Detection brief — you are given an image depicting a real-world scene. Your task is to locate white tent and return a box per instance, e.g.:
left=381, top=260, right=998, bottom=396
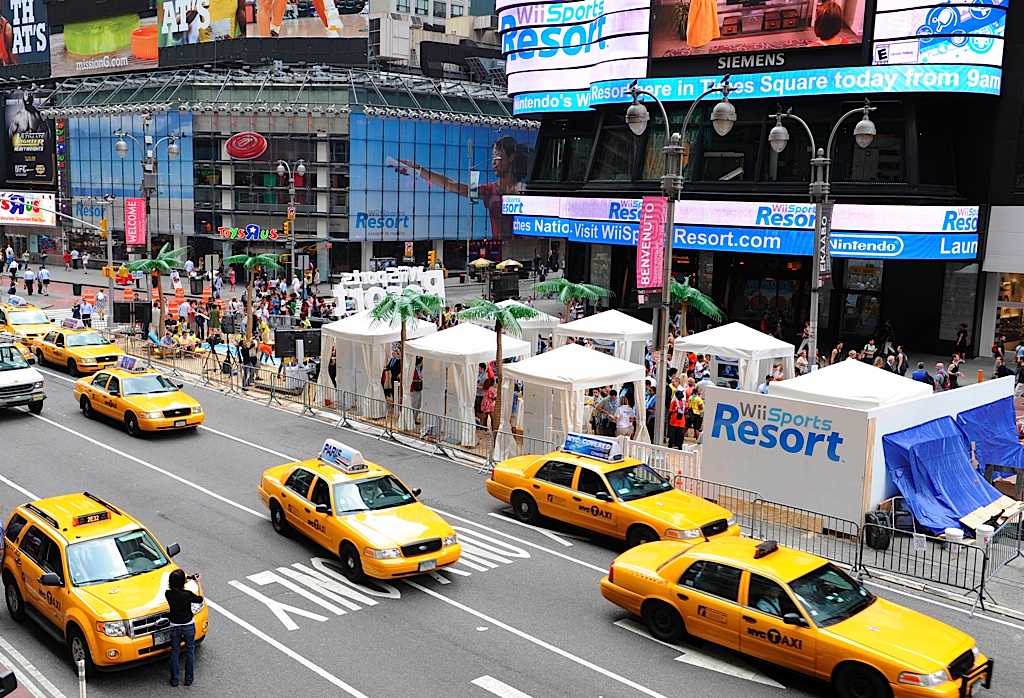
left=769, top=359, right=931, bottom=409
left=552, top=309, right=652, bottom=363
left=317, top=311, right=437, bottom=417
left=468, top=300, right=561, bottom=355
left=671, top=322, right=795, bottom=392
left=499, top=343, right=649, bottom=458
left=405, top=323, right=531, bottom=447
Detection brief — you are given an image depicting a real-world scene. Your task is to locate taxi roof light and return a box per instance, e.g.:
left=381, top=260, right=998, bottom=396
left=5, top=295, right=29, bottom=307
left=561, top=433, right=624, bottom=463
left=73, top=510, right=111, bottom=526
left=115, top=355, right=147, bottom=372
left=320, top=438, right=368, bottom=473
left=754, top=540, right=779, bottom=559
left=61, top=318, right=86, bottom=330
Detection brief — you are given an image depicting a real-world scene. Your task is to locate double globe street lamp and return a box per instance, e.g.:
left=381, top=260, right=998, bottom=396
left=624, top=78, right=737, bottom=446
left=277, top=159, right=307, bottom=282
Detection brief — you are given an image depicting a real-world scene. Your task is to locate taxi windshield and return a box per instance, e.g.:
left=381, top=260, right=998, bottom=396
left=333, top=475, right=415, bottom=514
left=67, top=332, right=111, bottom=347
left=0, top=346, right=29, bottom=370
left=66, top=528, right=170, bottom=586
left=605, top=464, right=673, bottom=501
left=9, top=310, right=48, bottom=325
left=122, top=374, right=179, bottom=396
left=789, top=563, right=875, bottom=627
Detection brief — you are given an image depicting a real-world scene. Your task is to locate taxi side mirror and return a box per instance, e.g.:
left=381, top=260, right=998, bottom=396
left=174, top=381, right=184, bottom=389
left=0, top=669, right=18, bottom=696
left=108, top=388, right=119, bottom=397
left=38, top=572, right=62, bottom=587
left=315, top=504, right=331, bottom=515
left=783, top=612, right=809, bottom=628
left=166, top=543, right=181, bottom=558
left=596, top=492, right=613, bottom=502
left=411, top=488, right=422, bottom=497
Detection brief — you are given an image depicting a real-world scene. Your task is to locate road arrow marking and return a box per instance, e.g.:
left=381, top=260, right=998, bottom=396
left=488, top=511, right=590, bottom=546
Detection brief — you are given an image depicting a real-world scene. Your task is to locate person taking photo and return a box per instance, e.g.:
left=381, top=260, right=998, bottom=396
left=165, top=569, right=203, bottom=687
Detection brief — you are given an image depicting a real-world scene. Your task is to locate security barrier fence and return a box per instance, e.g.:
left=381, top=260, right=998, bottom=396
left=676, top=476, right=761, bottom=535
left=621, top=438, right=700, bottom=481
left=753, top=499, right=862, bottom=568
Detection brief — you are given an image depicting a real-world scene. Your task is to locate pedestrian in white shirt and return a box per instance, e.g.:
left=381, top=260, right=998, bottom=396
left=95, top=290, right=107, bottom=318
left=80, top=300, right=94, bottom=327
left=38, top=267, right=49, bottom=295
left=71, top=249, right=80, bottom=269
left=291, top=275, right=301, bottom=297
left=82, top=252, right=90, bottom=272
left=22, top=268, right=34, bottom=296
left=185, top=259, right=195, bottom=276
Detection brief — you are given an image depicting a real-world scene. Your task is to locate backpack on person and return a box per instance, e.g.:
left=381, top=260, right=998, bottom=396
left=935, top=369, right=950, bottom=391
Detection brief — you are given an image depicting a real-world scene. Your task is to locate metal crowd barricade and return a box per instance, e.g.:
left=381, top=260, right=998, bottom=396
left=432, top=414, right=492, bottom=462
left=675, top=477, right=761, bottom=536
left=985, top=509, right=1024, bottom=587
left=859, top=523, right=989, bottom=613
left=753, top=499, right=861, bottom=567
left=619, top=438, right=700, bottom=481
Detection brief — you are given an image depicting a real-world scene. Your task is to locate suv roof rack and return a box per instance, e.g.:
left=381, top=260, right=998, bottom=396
left=24, top=503, right=59, bottom=530
left=84, top=492, right=124, bottom=517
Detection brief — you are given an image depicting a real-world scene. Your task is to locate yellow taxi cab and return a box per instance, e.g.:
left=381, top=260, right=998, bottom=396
left=259, top=439, right=461, bottom=582
left=0, top=297, right=54, bottom=342
left=0, top=331, right=35, bottom=364
left=600, top=537, right=993, bottom=698
left=1, top=492, right=209, bottom=677
left=487, top=433, right=740, bottom=547
left=72, top=356, right=203, bottom=437
left=33, top=319, right=122, bottom=376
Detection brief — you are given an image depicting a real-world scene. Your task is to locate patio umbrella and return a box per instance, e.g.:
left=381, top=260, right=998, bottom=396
left=496, top=259, right=523, bottom=271
left=469, top=258, right=493, bottom=269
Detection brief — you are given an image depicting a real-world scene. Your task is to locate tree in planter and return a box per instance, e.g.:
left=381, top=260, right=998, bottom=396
left=223, top=253, right=283, bottom=342
left=531, top=277, right=613, bottom=321
left=456, top=299, right=540, bottom=432
left=125, top=243, right=188, bottom=336
left=670, top=275, right=724, bottom=336
left=369, top=288, right=445, bottom=407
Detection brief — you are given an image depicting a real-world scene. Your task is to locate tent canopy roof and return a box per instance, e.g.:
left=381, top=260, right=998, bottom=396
left=321, top=310, right=437, bottom=345
left=404, top=322, right=531, bottom=364
left=769, top=359, right=932, bottom=409
left=470, top=300, right=561, bottom=330
left=552, top=309, right=652, bottom=343
left=673, top=322, right=795, bottom=360
left=502, top=343, right=646, bottom=392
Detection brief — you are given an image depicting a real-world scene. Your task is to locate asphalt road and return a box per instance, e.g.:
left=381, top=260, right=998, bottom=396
left=0, top=367, right=1021, bottom=698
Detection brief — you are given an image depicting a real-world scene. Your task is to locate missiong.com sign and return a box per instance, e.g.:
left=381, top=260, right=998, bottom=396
left=636, top=196, right=666, bottom=298
left=124, top=197, right=147, bottom=246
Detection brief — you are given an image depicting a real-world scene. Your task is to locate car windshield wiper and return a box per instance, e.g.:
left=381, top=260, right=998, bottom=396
left=83, top=573, right=132, bottom=584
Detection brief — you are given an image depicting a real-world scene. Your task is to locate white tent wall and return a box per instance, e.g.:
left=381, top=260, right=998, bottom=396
left=672, top=323, right=795, bottom=391
left=552, top=310, right=653, bottom=363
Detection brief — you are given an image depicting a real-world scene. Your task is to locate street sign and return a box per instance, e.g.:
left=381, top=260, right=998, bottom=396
left=817, top=200, right=834, bottom=285
left=324, top=242, right=333, bottom=249
left=287, top=206, right=296, bottom=220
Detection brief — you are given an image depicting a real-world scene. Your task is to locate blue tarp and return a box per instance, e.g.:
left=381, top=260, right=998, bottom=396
left=957, top=397, right=1024, bottom=476
left=882, top=416, right=1001, bottom=534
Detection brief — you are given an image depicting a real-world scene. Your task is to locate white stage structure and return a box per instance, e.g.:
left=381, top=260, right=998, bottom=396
left=467, top=300, right=561, bottom=355
left=672, top=322, right=795, bottom=391
left=552, top=309, right=652, bottom=363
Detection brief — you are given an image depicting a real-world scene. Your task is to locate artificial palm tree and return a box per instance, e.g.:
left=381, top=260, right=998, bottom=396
left=223, top=252, right=283, bottom=342
left=125, top=243, right=188, bottom=335
left=369, top=287, right=445, bottom=406
left=457, top=299, right=539, bottom=432
left=532, top=277, right=613, bottom=321
left=670, top=276, right=724, bottom=336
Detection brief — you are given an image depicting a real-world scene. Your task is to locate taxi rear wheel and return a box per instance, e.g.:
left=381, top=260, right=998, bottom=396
left=834, top=664, right=890, bottom=698
left=627, top=525, right=659, bottom=548
left=642, top=600, right=685, bottom=643
left=339, top=542, right=366, bottom=583
left=124, top=412, right=141, bottom=438
left=270, top=501, right=290, bottom=536
left=3, top=574, right=25, bottom=622
left=67, top=359, right=80, bottom=377
left=511, top=492, right=539, bottom=524
left=80, top=396, right=93, bottom=419
left=67, top=625, right=95, bottom=678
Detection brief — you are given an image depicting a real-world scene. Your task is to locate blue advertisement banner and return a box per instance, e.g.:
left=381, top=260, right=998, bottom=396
left=348, top=113, right=538, bottom=242
left=512, top=63, right=1003, bottom=114
left=511, top=216, right=978, bottom=260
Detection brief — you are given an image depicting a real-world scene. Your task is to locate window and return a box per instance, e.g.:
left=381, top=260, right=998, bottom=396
left=831, top=101, right=905, bottom=184
left=415, top=0, right=428, bottom=15
left=396, top=0, right=410, bottom=11
left=43, top=331, right=56, bottom=343
left=534, top=461, right=576, bottom=488
left=330, top=139, right=351, bottom=163
left=106, top=376, right=120, bottom=395
left=576, top=469, right=607, bottom=496
left=18, top=525, right=45, bottom=560
left=55, top=333, right=65, bottom=347
left=916, top=106, right=955, bottom=186
left=679, top=560, right=742, bottom=602
left=694, top=122, right=761, bottom=183
left=4, top=513, right=26, bottom=543
left=310, top=478, right=331, bottom=507
left=91, top=373, right=111, bottom=392
left=433, top=1, right=446, bottom=17
left=43, top=538, right=64, bottom=581
left=451, top=3, right=464, bottom=16
left=748, top=575, right=799, bottom=618
left=590, top=114, right=636, bottom=181
left=533, top=117, right=595, bottom=182
left=285, top=468, right=317, bottom=497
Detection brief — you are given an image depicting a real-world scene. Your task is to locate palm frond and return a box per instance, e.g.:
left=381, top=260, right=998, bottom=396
left=532, top=278, right=614, bottom=302
left=369, top=288, right=442, bottom=330
left=126, top=244, right=188, bottom=272
left=671, top=277, right=725, bottom=322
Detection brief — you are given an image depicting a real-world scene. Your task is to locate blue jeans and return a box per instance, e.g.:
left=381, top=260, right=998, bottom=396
left=169, top=623, right=196, bottom=684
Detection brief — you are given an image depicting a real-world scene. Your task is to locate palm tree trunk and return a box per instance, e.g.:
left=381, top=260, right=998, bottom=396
left=494, top=320, right=503, bottom=434
left=398, top=323, right=406, bottom=408
left=245, top=269, right=254, bottom=342
left=154, top=273, right=165, bottom=337
left=681, top=302, right=689, bottom=337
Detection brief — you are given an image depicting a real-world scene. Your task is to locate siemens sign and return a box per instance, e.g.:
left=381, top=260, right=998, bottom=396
left=711, top=402, right=844, bottom=462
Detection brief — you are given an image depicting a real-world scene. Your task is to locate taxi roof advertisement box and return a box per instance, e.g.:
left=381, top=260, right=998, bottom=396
left=701, top=386, right=869, bottom=526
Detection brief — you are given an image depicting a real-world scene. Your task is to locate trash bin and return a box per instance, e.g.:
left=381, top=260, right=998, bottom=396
left=190, top=277, right=203, bottom=295
left=72, top=283, right=83, bottom=295
left=460, top=273, right=466, bottom=284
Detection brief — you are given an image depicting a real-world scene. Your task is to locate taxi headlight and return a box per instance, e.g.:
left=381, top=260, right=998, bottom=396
left=664, top=528, right=701, bottom=540
left=442, top=534, right=459, bottom=547
left=191, top=406, right=203, bottom=414
left=971, top=645, right=980, bottom=661
left=78, top=358, right=98, bottom=365
left=97, top=620, right=128, bottom=637
left=140, top=411, right=163, bottom=419
left=898, top=670, right=949, bottom=687
left=727, top=516, right=737, bottom=527
left=363, top=547, right=401, bottom=559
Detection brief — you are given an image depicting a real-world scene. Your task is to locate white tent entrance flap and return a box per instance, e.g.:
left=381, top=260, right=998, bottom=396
left=501, top=343, right=649, bottom=457
left=405, top=323, right=531, bottom=448
left=672, top=322, right=796, bottom=392
left=552, top=309, right=653, bottom=363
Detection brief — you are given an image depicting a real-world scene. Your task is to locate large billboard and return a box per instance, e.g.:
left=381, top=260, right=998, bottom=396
left=349, top=112, right=538, bottom=243
left=157, top=0, right=367, bottom=45
left=5, top=90, right=54, bottom=186
left=0, top=0, right=49, bottom=69
left=50, top=3, right=159, bottom=78
left=872, top=0, right=1007, bottom=67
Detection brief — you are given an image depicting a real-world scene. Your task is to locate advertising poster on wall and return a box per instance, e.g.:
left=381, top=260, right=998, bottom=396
left=157, top=0, right=367, bottom=46
left=872, top=0, right=1007, bottom=68
left=0, top=0, right=49, bottom=70
left=650, top=0, right=866, bottom=59
left=348, top=113, right=538, bottom=243
left=49, top=0, right=160, bottom=79
left=4, top=91, right=54, bottom=185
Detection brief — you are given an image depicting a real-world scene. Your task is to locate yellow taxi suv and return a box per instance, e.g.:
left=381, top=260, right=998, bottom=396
left=1, top=492, right=209, bottom=677
left=487, top=433, right=740, bottom=547
left=0, top=297, right=55, bottom=342
left=34, top=319, right=122, bottom=376
left=601, top=537, right=993, bottom=698
left=72, top=356, right=203, bottom=437
left=259, top=439, right=461, bottom=582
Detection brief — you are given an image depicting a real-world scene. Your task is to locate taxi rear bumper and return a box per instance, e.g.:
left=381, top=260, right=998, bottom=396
left=600, top=576, right=646, bottom=616
left=484, top=479, right=512, bottom=504
left=363, top=543, right=462, bottom=579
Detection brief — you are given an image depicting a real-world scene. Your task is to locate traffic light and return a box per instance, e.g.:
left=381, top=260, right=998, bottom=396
left=101, top=266, right=116, bottom=279
left=99, top=218, right=108, bottom=237
left=427, top=250, right=436, bottom=268
left=283, top=220, right=291, bottom=237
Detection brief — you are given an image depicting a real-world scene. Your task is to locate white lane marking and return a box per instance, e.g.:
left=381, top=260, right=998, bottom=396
left=0, top=473, right=39, bottom=500
left=472, top=675, right=533, bottom=698
left=486, top=512, right=576, bottom=546
left=29, top=414, right=270, bottom=521
left=864, top=580, right=1024, bottom=631
left=0, top=649, right=49, bottom=698
left=206, top=599, right=370, bottom=697
left=434, top=509, right=607, bottom=573
left=0, top=633, right=69, bottom=698
left=613, top=619, right=785, bottom=689
left=198, top=425, right=298, bottom=461
left=405, top=580, right=670, bottom=698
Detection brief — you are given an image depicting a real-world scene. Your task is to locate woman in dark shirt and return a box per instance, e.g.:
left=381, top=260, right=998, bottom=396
left=166, top=569, right=203, bottom=687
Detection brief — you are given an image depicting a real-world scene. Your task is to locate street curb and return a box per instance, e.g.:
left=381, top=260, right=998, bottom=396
left=858, top=567, right=1024, bottom=622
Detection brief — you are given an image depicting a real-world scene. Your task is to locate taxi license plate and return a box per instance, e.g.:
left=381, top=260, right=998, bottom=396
left=153, top=631, right=170, bottom=647
left=418, top=559, right=436, bottom=572
left=174, top=419, right=186, bottom=427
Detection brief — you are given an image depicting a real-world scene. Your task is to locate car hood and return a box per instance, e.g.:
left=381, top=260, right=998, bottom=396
left=624, top=490, right=732, bottom=531
left=826, top=597, right=974, bottom=674
left=69, top=345, right=120, bottom=359
left=344, top=503, right=453, bottom=548
left=75, top=568, right=176, bottom=619
left=126, top=393, right=199, bottom=412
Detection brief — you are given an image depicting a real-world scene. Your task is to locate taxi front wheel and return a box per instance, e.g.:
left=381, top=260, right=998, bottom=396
left=339, top=542, right=365, bottom=583
left=67, top=625, right=95, bottom=679
left=834, top=664, right=889, bottom=698
left=642, top=600, right=685, bottom=643
left=627, top=525, right=659, bottom=548
left=511, top=493, right=539, bottom=524
left=124, top=412, right=141, bottom=438
left=67, top=359, right=80, bottom=377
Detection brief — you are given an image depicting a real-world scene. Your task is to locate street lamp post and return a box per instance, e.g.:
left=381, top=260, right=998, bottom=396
left=767, top=101, right=877, bottom=367
left=625, top=78, right=737, bottom=447
left=277, top=159, right=307, bottom=282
